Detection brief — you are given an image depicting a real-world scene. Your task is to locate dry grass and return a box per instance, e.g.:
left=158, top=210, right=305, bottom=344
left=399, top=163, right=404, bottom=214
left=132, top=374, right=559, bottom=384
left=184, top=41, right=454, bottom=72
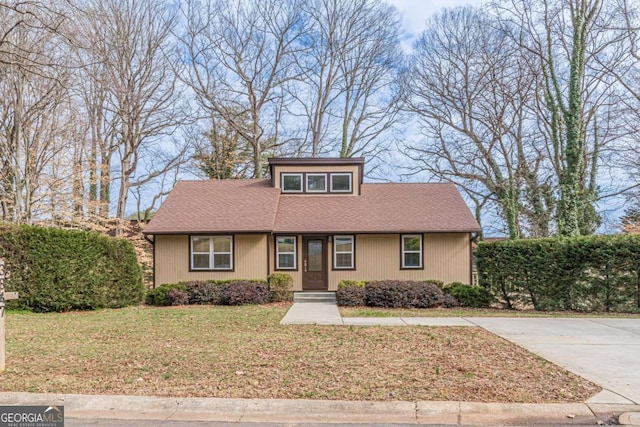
left=340, top=306, right=640, bottom=318
left=2, top=305, right=599, bottom=403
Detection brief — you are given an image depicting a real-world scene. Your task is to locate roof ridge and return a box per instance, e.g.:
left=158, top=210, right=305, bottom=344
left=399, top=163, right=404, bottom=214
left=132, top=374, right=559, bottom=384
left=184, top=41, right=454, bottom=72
left=362, top=181, right=452, bottom=185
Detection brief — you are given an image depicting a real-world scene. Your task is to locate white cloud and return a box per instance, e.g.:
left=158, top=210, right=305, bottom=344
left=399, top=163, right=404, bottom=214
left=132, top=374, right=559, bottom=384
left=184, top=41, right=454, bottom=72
left=387, top=0, right=484, bottom=51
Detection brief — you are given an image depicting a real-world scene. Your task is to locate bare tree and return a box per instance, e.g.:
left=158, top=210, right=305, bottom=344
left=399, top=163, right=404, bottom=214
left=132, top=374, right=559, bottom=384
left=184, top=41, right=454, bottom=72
left=0, top=1, right=66, bottom=72
left=177, top=0, right=306, bottom=178
left=76, top=0, right=187, bottom=231
left=0, top=1, right=73, bottom=224
left=404, top=6, right=552, bottom=238
left=290, top=0, right=403, bottom=159
left=494, top=0, right=629, bottom=236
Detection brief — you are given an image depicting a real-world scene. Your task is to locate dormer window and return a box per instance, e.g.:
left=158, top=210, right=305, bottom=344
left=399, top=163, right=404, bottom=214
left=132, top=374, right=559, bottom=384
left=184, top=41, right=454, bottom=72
left=306, top=174, right=327, bottom=192
left=282, top=173, right=303, bottom=193
left=330, top=173, right=352, bottom=193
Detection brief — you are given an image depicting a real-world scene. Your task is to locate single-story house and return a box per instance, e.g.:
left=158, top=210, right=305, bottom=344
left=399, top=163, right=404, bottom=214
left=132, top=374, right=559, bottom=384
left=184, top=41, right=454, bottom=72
left=143, top=157, right=481, bottom=291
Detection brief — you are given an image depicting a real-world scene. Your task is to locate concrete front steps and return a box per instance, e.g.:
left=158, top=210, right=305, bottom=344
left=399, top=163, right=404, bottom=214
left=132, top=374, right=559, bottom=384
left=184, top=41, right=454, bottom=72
left=293, top=291, right=336, bottom=303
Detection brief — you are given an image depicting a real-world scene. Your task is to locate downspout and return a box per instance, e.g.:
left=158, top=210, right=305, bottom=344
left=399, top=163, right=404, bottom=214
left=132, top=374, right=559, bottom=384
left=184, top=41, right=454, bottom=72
left=143, top=234, right=155, bottom=289
left=469, top=232, right=480, bottom=286
left=267, top=233, right=271, bottom=278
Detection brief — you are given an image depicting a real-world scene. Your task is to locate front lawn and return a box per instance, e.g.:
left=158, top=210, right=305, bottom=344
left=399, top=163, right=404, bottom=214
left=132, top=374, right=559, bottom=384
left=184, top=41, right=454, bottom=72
left=3, top=305, right=599, bottom=403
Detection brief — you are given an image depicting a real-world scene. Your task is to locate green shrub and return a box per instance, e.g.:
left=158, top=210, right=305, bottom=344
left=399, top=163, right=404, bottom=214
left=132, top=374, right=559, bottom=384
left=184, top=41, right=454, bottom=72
left=477, top=234, right=640, bottom=312
left=268, top=273, right=294, bottom=302
left=221, top=281, right=270, bottom=305
left=146, top=284, right=187, bottom=306
left=423, top=279, right=445, bottom=289
left=365, top=280, right=446, bottom=308
left=443, top=282, right=491, bottom=308
left=336, top=286, right=366, bottom=306
left=338, top=280, right=366, bottom=288
left=0, top=224, right=144, bottom=312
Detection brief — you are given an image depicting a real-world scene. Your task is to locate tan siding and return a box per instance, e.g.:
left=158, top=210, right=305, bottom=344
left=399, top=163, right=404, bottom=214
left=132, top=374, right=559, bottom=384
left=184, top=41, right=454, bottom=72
left=155, top=232, right=471, bottom=289
left=154, top=234, right=268, bottom=286
left=271, top=234, right=303, bottom=291
left=272, top=165, right=360, bottom=194
left=328, top=233, right=471, bottom=290
left=424, top=233, right=471, bottom=284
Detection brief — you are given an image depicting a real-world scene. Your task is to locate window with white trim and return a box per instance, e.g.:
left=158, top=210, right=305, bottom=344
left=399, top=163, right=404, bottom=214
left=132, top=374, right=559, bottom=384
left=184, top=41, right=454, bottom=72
left=330, top=173, right=352, bottom=193
left=333, top=235, right=354, bottom=269
left=401, top=235, right=422, bottom=269
left=282, top=173, right=303, bottom=192
left=191, top=236, right=233, bottom=270
left=276, top=236, right=297, bottom=269
left=306, top=173, right=327, bottom=192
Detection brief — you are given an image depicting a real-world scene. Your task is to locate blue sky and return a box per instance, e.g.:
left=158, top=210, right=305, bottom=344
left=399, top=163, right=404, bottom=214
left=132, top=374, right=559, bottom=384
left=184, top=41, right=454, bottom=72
left=389, top=0, right=484, bottom=51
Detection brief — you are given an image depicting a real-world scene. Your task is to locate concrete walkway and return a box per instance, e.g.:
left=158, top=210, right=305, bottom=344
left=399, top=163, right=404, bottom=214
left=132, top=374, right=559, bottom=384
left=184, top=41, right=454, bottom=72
left=280, top=302, right=343, bottom=325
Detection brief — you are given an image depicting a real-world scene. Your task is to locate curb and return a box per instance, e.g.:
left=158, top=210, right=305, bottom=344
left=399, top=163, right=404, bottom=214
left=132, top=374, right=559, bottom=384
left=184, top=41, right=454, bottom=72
left=619, top=412, right=640, bottom=426
left=1, top=392, right=639, bottom=425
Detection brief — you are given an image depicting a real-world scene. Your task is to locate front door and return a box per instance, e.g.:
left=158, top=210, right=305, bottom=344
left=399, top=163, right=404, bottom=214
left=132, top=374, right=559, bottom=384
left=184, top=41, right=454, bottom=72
left=302, top=236, right=327, bottom=291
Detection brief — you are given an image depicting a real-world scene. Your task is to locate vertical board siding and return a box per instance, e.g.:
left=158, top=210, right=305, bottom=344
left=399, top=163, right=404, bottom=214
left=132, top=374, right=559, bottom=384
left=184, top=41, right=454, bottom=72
left=328, top=233, right=471, bottom=290
left=154, top=234, right=268, bottom=285
left=156, top=233, right=471, bottom=290
left=271, top=234, right=303, bottom=291
left=423, top=233, right=471, bottom=285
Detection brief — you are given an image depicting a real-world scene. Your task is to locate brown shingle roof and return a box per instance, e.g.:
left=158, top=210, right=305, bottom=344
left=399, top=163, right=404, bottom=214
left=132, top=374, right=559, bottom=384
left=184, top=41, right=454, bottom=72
left=273, top=183, right=480, bottom=233
left=144, top=180, right=481, bottom=234
left=144, top=180, right=279, bottom=234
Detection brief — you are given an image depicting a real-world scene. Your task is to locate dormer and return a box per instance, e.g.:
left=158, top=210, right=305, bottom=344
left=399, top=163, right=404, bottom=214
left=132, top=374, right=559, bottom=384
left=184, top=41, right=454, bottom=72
left=268, top=157, right=365, bottom=195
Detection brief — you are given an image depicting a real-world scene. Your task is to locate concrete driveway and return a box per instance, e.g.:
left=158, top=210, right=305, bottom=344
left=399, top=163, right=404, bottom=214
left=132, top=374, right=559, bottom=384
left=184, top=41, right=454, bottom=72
left=468, top=317, right=640, bottom=405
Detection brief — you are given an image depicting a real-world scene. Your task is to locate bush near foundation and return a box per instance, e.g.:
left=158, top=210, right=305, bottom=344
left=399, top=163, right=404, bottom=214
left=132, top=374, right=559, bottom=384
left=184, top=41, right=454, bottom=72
left=443, top=282, right=492, bottom=308
left=366, top=280, right=447, bottom=308
left=183, top=280, right=226, bottom=304
left=268, top=273, right=294, bottom=302
left=146, top=279, right=270, bottom=306
left=336, top=286, right=366, bottom=306
left=477, top=234, right=640, bottom=312
left=221, top=281, right=271, bottom=305
left=0, top=224, right=144, bottom=312
left=145, top=283, right=187, bottom=306
left=167, top=288, right=189, bottom=306
left=335, top=280, right=457, bottom=308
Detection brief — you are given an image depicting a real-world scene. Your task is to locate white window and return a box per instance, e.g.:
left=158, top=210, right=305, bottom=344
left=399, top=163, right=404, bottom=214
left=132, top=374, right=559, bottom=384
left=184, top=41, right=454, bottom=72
left=276, top=236, right=297, bottom=269
left=306, top=173, right=327, bottom=192
left=401, top=235, right=422, bottom=269
left=190, top=236, right=233, bottom=270
left=334, top=235, right=354, bottom=269
left=330, top=173, right=352, bottom=193
left=282, top=173, right=303, bottom=193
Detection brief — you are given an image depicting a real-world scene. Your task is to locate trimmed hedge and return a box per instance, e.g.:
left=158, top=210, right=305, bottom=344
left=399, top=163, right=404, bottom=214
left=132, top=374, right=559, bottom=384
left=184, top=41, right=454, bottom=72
left=146, top=279, right=270, bottom=306
left=477, top=234, right=640, bottom=312
left=366, top=280, right=446, bottom=308
left=336, top=286, right=366, bottom=306
left=336, top=280, right=456, bottom=308
left=221, top=281, right=270, bottom=305
left=183, top=280, right=226, bottom=305
left=0, top=224, right=144, bottom=312
left=146, top=283, right=187, bottom=306
left=268, top=273, right=294, bottom=302
left=443, top=283, right=492, bottom=308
